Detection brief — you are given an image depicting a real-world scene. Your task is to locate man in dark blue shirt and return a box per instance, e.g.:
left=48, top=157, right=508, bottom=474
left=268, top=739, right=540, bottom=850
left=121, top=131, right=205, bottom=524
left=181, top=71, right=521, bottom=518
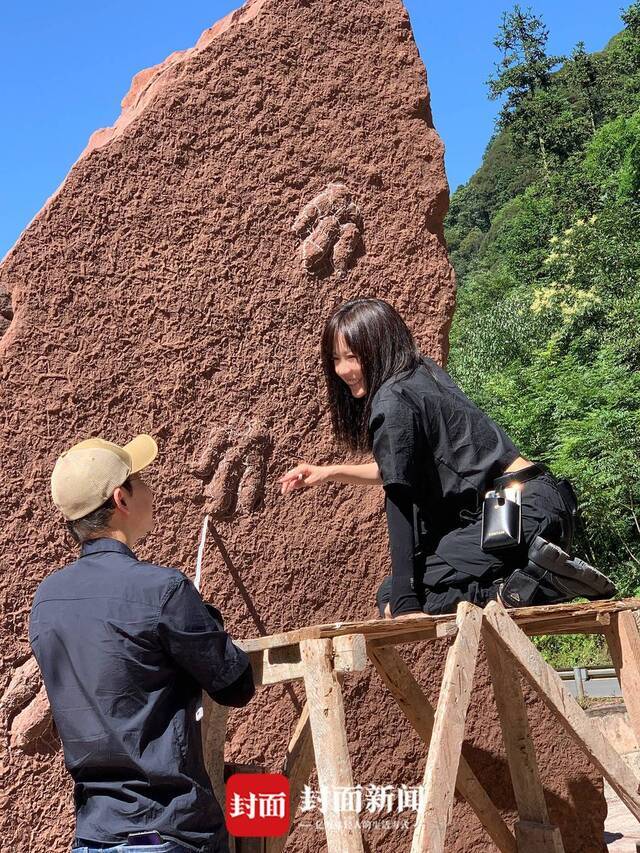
left=29, top=435, right=254, bottom=853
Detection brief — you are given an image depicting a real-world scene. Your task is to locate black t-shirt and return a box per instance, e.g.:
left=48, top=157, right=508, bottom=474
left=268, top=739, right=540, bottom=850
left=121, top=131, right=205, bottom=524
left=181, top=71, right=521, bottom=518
left=369, top=356, right=521, bottom=532
left=369, top=357, right=521, bottom=613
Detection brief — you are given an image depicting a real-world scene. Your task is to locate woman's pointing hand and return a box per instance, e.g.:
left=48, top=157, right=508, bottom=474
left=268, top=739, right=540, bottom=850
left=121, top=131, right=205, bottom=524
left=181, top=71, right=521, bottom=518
left=279, top=463, right=330, bottom=495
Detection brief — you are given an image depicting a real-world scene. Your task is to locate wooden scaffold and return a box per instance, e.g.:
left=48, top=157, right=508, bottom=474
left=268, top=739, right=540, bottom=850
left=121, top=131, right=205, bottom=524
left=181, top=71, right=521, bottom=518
left=202, top=598, right=640, bottom=853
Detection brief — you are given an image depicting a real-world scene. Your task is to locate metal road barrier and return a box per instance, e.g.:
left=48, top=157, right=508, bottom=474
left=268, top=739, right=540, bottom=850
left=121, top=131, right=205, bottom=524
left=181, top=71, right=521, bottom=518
left=558, top=666, right=622, bottom=701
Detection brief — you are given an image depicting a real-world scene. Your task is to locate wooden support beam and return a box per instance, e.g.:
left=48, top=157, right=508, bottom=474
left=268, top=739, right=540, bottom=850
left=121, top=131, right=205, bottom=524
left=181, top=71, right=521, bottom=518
left=201, top=696, right=230, bottom=841
left=515, top=821, right=565, bottom=851
left=300, top=638, right=364, bottom=853
left=248, top=635, right=367, bottom=688
left=366, top=622, right=458, bottom=649
left=483, top=626, right=564, bottom=852
left=264, top=644, right=366, bottom=852
left=266, top=704, right=315, bottom=853
left=605, top=610, right=640, bottom=749
left=411, top=602, right=483, bottom=853
left=367, top=643, right=516, bottom=853
left=484, top=601, right=640, bottom=822
left=248, top=645, right=303, bottom=687
left=333, top=634, right=368, bottom=673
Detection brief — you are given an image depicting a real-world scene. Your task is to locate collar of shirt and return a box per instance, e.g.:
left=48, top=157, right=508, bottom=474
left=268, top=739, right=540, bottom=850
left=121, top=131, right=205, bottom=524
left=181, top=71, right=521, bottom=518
left=80, top=538, right=138, bottom=561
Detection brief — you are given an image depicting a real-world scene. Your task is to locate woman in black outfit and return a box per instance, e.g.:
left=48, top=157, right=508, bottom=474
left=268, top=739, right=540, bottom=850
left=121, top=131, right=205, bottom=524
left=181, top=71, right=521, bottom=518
left=280, top=298, right=576, bottom=617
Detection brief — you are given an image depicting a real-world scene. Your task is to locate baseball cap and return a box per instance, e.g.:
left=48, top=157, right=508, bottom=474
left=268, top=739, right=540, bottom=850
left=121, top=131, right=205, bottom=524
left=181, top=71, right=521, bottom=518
left=51, top=435, right=158, bottom=521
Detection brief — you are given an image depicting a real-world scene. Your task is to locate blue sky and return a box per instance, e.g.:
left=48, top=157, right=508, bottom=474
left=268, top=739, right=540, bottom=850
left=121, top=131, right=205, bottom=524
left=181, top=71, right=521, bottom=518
left=1, top=1, right=625, bottom=258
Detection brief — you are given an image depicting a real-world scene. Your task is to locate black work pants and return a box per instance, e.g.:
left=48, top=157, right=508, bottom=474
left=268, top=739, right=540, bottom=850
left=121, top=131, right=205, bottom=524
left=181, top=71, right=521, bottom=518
left=376, top=471, right=575, bottom=616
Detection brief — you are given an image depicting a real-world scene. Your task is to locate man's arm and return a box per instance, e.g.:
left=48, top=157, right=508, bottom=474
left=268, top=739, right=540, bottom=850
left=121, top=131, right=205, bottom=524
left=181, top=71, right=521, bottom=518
left=157, top=577, right=255, bottom=707
left=209, top=665, right=255, bottom=707
left=202, top=603, right=254, bottom=707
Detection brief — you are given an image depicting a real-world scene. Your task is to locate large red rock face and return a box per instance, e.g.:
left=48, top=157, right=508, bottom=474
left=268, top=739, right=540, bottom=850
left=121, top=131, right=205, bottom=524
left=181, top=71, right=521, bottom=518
left=0, top=0, right=605, bottom=849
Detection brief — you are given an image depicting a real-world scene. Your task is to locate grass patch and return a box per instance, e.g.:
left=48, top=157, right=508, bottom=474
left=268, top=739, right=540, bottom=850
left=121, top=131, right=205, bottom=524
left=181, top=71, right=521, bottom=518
left=533, top=632, right=611, bottom=670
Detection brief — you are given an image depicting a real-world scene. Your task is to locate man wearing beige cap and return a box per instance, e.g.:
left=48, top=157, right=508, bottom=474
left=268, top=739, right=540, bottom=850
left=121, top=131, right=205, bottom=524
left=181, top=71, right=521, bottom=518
left=29, top=435, right=254, bottom=853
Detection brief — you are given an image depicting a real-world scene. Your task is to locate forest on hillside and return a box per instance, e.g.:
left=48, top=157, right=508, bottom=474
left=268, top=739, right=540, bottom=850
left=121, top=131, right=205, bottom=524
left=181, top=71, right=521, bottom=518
left=444, top=3, right=640, bottom=664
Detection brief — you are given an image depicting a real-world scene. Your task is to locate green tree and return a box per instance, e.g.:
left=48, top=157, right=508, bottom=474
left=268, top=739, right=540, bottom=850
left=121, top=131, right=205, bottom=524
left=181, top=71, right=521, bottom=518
left=445, top=7, right=640, bottom=667
left=487, top=5, right=564, bottom=176
left=599, top=2, right=640, bottom=120
left=622, top=0, right=640, bottom=36
left=566, top=41, right=602, bottom=133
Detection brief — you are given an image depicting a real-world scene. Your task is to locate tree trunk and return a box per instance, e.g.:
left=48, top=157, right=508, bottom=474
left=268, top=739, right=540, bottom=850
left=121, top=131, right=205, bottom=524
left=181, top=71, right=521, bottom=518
left=538, top=133, right=550, bottom=180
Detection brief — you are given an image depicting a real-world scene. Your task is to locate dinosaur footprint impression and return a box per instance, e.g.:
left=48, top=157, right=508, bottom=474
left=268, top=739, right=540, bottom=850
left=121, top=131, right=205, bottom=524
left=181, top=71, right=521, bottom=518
left=293, top=182, right=363, bottom=276
left=190, top=421, right=270, bottom=518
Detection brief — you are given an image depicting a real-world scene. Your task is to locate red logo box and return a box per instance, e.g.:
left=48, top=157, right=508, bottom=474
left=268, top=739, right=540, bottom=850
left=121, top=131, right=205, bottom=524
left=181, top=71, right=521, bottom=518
left=226, top=773, right=290, bottom=837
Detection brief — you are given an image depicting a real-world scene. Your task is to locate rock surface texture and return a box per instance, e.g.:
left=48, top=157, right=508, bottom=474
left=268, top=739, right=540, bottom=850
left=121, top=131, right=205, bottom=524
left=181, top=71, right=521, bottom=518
left=0, top=0, right=605, bottom=850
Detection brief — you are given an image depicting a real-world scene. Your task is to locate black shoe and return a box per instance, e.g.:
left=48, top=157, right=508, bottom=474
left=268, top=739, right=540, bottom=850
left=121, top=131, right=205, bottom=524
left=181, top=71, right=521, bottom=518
left=479, top=581, right=513, bottom=608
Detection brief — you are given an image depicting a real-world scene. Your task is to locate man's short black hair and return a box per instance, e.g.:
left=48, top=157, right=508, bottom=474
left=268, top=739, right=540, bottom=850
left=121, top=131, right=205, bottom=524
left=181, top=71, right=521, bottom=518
left=66, top=477, right=133, bottom=544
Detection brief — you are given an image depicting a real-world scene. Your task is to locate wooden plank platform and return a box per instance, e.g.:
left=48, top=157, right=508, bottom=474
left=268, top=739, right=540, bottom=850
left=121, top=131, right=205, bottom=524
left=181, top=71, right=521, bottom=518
left=206, top=598, right=640, bottom=853
left=238, top=598, right=640, bottom=653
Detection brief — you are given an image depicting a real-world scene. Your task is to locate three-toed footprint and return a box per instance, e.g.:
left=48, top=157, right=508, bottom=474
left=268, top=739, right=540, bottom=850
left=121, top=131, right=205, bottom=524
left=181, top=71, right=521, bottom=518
left=292, top=182, right=363, bottom=276
left=189, top=421, right=271, bottom=518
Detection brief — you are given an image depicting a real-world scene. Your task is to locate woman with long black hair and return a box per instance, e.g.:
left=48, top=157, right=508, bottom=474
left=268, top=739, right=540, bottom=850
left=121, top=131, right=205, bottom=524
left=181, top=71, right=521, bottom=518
left=280, top=297, right=578, bottom=617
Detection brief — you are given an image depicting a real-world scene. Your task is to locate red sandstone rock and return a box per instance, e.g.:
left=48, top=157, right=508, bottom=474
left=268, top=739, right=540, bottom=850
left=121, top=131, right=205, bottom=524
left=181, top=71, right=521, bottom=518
left=0, top=0, right=604, bottom=850
left=0, top=288, right=12, bottom=337
left=0, top=656, right=41, bottom=720
left=9, top=685, right=53, bottom=751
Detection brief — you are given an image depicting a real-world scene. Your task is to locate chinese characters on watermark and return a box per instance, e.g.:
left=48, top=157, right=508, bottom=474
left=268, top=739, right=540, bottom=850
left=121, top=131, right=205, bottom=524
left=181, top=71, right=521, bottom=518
left=300, top=783, right=425, bottom=815
left=226, top=774, right=424, bottom=837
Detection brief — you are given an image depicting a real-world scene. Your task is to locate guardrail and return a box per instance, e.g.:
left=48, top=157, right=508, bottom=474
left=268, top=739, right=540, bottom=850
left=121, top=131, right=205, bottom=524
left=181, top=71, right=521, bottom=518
left=558, top=666, right=621, bottom=701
